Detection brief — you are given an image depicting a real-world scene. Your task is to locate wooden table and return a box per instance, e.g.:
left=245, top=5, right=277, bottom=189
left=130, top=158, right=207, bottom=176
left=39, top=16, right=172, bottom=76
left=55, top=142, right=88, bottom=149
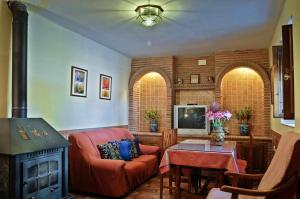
left=159, top=140, right=239, bottom=199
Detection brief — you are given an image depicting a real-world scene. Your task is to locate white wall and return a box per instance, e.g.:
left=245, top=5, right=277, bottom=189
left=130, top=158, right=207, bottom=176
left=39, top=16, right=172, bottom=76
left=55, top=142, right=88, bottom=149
left=27, top=12, right=131, bottom=130
left=0, top=1, right=11, bottom=117
left=269, top=0, right=300, bottom=133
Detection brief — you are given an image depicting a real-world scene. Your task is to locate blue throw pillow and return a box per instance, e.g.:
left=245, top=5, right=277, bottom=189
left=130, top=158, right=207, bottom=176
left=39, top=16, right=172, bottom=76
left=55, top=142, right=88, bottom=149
left=122, top=138, right=139, bottom=158
left=119, top=140, right=132, bottom=161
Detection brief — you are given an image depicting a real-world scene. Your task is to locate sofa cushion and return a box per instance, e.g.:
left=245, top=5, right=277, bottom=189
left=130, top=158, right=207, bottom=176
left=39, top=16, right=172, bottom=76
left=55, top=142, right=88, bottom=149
left=119, top=140, right=132, bottom=161
left=133, top=154, right=158, bottom=177
left=97, top=143, right=111, bottom=159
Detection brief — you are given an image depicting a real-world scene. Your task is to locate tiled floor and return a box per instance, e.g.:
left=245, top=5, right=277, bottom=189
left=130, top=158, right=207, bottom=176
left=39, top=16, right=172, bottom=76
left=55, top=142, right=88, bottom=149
left=71, top=175, right=207, bottom=199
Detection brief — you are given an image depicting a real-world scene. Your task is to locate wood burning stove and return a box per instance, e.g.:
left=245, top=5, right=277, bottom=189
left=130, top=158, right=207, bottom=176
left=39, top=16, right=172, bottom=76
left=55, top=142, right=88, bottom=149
left=0, top=118, right=73, bottom=199
left=0, top=1, right=73, bottom=198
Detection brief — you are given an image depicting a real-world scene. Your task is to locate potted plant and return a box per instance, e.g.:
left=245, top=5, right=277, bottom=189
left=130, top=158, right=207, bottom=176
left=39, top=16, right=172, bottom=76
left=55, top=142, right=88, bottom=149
left=234, top=106, right=253, bottom=136
left=144, top=109, right=160, bottom=132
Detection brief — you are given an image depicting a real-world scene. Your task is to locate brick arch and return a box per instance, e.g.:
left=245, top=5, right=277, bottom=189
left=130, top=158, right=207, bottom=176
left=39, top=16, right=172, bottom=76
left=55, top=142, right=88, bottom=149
left=128, top=67, right=173, bottom=132
left=128, top=67, right=172, bottom=89
left=215, top=62, right=270, bottom=93
left=215, top=61, right=271, bottom=136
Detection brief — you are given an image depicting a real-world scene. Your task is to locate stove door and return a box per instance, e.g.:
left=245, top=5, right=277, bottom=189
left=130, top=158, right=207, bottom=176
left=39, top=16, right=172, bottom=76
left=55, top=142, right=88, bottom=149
left=22, top=154, right=62, bottom=199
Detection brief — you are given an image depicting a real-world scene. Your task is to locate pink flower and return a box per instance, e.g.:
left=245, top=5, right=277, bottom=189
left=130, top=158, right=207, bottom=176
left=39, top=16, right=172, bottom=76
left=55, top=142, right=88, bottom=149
left=205, top=105, right=232, bottom=127
left=210, top=102, right=220, bottom=113
left=224, top=111, right=232, bottom=120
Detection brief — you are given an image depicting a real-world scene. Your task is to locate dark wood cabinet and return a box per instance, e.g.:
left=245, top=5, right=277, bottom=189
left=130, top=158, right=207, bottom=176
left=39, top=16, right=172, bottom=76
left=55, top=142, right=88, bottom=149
left=134, top=132, right=273, bottom=173
left=237, top=141, right=271, bottom=173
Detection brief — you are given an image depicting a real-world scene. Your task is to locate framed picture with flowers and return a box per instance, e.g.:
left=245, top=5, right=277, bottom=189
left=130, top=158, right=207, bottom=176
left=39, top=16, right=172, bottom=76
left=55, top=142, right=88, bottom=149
left=99, top=74, right=112, bottom=100
left=70, top=66, right=88, bottom=97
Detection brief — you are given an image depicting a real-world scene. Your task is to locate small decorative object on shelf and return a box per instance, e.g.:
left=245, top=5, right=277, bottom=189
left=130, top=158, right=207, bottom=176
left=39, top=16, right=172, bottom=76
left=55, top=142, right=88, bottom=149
left=177, top=77, right=183, bottom=84
left=235, top=106, right=253, bottom=136
left=174, top=83, right=215, bottom=90
left=144, top=108, right=160, bottom=132
left=206, top=102, right=232, bottom=145
left=190, top=74, right=199, bottom=84
left=208, top=76, right=215, bottom=83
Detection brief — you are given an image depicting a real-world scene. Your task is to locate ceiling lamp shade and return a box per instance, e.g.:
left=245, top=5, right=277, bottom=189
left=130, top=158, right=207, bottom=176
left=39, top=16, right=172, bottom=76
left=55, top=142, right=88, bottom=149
left=135, top=4, right=164, bottom=27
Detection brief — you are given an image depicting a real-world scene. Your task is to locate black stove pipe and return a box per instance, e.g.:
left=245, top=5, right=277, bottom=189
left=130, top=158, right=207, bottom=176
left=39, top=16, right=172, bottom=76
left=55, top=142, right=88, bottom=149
left=8, top=1, right=28, bottom=118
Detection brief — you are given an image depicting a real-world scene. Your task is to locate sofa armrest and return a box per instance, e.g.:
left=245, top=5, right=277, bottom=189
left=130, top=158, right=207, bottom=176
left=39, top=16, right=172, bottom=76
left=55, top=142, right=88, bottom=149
left=139, top=144, right=160, bottom=155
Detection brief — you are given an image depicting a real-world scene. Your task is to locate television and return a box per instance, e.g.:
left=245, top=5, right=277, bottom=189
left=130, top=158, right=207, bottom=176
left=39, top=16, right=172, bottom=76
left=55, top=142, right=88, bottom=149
left=174, top=105, right=210, bottom=134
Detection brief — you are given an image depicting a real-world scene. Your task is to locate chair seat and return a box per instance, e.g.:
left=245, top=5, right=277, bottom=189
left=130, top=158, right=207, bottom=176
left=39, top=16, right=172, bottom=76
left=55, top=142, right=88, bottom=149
left=207, top=188, right=261, bottom=199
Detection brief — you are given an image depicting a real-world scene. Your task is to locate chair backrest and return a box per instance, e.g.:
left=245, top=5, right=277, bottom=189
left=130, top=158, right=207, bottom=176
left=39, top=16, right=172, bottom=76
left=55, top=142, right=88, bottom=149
left=161, top=129, right=178, bottom=154
left=247, top=128, right=254, bottom=172
left=258, top=132, right=300, bottom=191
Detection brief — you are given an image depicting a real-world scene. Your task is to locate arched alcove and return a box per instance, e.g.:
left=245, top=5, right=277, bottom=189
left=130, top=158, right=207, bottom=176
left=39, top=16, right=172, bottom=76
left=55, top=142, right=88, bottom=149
left=215, top=61, right=271, bottom=136
left=130, top=72, right=168, bottom=132
left=220, top=67, right=265, bottom=135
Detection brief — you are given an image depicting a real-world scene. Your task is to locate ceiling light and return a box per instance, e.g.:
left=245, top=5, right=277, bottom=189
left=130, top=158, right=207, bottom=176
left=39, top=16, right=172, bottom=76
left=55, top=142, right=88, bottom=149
left=135, top=4, right=164, bottom=27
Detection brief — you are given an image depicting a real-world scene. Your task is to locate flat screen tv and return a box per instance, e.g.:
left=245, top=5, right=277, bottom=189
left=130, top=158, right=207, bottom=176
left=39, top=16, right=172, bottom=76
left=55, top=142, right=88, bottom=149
left=174, top=105, right=210, bottom=134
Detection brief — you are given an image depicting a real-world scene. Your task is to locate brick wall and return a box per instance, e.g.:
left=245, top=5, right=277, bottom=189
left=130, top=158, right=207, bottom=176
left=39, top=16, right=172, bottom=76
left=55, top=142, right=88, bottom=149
left=132, top=81, right=141, bottom=131
left=215, top=49, right=270, bottom=76
left=129, top=57, right=174, bottom=132
left=175, top=56, right=215, bottom=85
left=176, top=90, right=215, bottom=105
left=129, top=49, right=271, bottom=136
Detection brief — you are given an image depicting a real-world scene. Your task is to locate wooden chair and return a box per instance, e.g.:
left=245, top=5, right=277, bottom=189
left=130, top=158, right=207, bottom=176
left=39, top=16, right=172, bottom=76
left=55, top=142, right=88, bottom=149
left=207, top=132, right=300, bottom=199
left=159, top=129, right=195, bottom=199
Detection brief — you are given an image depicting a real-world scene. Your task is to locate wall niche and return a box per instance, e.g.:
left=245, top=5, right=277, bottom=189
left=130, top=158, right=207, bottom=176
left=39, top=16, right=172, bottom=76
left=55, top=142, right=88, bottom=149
left=220, top=67, right=265, bottom=136
left=131, top=72, right=168, bottom=132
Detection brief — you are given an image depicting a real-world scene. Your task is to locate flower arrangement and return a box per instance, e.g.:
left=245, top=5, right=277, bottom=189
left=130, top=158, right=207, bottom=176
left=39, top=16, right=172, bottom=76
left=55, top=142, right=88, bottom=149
left=205, top=102, right=232, bottom=128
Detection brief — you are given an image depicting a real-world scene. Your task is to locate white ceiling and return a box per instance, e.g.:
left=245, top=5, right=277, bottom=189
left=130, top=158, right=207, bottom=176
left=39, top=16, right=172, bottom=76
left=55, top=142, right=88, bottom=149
left=24, top=0, right=285, bottom=58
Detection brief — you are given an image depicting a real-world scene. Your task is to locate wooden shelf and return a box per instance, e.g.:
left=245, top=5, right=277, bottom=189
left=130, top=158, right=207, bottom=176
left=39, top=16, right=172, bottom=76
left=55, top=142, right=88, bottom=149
left=174, top=83, right=215, bottom=90
left=132, top=131, right=272, bottom=142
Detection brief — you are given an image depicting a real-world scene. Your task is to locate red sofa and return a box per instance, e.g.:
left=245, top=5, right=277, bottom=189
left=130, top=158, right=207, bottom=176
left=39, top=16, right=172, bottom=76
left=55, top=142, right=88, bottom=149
left=68, top=128, right=160, bottom=197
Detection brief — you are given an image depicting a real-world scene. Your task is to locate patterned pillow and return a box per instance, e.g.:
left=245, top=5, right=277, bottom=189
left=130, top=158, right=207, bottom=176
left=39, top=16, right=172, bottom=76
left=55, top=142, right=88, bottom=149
left=97, top=144, right=111, bottom=159
left=107, top=141, right=122, bottom=160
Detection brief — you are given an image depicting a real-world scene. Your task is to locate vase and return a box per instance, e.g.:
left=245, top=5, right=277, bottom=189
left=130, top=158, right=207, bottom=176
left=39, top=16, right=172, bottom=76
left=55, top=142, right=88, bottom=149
left=239, top=124, right=249, bottom=136
left=150, top=121, right=158, bottom=132
left=211, top=126, right=225, bottom=146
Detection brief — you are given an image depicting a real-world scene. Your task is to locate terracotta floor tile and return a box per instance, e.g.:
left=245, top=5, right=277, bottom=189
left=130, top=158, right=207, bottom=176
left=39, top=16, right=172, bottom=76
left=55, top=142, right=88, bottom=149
left=71, top=175, right=207, bottom=199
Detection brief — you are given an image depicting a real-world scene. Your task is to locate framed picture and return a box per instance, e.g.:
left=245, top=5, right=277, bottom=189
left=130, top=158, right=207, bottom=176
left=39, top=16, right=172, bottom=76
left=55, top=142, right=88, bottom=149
left=190, top=74, right=199, bottom=84
left=99, top=74, right=112, bottom=100
left=70, top=66, right=88, bottom=97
